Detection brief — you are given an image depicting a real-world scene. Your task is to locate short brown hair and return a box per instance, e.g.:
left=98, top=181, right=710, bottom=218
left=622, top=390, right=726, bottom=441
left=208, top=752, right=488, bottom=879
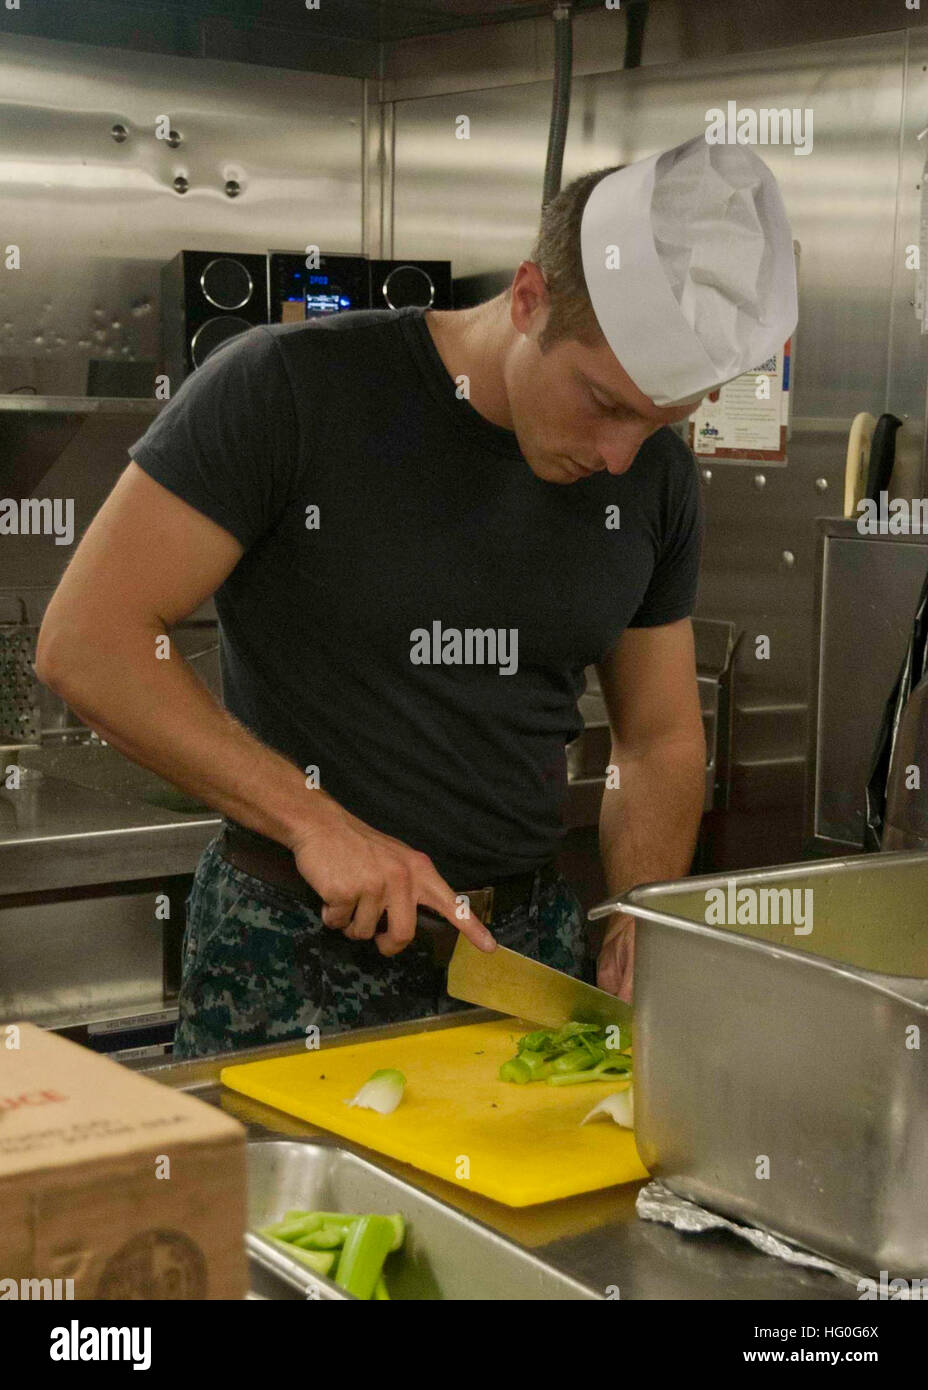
left=530, top=166, right=625, bottom=352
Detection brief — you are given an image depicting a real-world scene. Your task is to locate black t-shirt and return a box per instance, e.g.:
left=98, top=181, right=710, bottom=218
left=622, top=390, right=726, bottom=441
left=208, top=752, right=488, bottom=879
left=129, top=308, right=703, bottom=886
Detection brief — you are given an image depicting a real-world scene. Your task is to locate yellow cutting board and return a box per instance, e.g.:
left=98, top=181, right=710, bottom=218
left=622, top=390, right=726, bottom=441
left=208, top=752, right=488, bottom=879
left=220, top=1018, right=647, bottom=1206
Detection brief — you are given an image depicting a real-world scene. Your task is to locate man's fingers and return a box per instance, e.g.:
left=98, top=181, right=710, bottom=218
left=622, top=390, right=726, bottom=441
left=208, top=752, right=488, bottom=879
left=597, top=947, right=619, bottom=994
left=344, top=894, right=383, bottom=941
left=617, top=928, right=635, bottom=1003
left=373, top=891, right=418, bottom=958
left=597, top=927, right=634, bottom=1002
left=421, top=881, right=496, bottom=952
left=321, top=900, right=355, bottom=930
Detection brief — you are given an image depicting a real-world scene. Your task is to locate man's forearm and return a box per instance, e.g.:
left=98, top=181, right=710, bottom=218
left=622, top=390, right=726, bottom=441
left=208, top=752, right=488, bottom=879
left=598, top=734, right=706, bottom=904
left=36, top=622, right=331, bottom=851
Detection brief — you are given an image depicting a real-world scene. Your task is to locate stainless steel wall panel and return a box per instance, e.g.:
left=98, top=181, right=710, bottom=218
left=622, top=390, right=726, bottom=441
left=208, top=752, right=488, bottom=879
left=887, top=26, right=928, bottom=431
left=384, top=0, right=928, bottom=101
left=0, top=33, right=363, bottom=395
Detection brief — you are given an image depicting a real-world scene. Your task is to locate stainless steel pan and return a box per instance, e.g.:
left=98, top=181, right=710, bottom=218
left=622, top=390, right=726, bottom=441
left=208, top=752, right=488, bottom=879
left=590, top=849, right=928, bottom=1278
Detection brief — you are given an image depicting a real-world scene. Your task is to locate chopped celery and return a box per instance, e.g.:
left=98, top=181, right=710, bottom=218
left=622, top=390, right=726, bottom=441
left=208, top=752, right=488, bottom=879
left=295, top=1225, right=346, bottom=1251
left=262, top=1209, right=405, bottom=1253
left=500, top=1023, right=633, bottom=1087
left=382, top=1213, right=405, bottom=1252
left=547, top=1055, right=633, bottom=1085
left=499, top=1057, right=533, bottom=1083
left=335, top=1215, right=396, bottom=1300
left=551, top=1048, right=598, bottom=1074
left=556, top=1022, right=602, bottom=1040
left=515, top=1050, right=555, bottom=1080
left=262, top=1213, right=325, bottom=1242
left=260, top=1233, right=336, bottom=1277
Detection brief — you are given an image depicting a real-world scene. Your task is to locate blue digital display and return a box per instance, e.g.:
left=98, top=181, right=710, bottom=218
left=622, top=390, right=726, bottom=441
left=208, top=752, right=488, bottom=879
left=280, top=268, right=351, bottom=318
left=306, top=291, right=349, bottom=317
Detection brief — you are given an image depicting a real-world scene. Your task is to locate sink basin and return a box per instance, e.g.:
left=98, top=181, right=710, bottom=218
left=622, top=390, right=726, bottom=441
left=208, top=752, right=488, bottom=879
left=18, top=742, right=210, bottom=815
left=246, top=1138, right=601, bottom=1300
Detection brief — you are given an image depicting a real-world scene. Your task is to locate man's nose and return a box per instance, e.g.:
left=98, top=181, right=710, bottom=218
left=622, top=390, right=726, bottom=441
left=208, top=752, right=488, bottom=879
left=595, top=425, right=651, bottom=475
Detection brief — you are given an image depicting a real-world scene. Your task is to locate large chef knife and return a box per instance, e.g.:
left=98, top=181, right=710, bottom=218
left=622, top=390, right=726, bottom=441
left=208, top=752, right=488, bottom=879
left=446, top=934, right=633, bottom=1031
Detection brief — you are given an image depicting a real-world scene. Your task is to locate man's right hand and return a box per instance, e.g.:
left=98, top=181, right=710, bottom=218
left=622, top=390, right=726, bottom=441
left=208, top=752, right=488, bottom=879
left=290, top=801, right=497, bottom=958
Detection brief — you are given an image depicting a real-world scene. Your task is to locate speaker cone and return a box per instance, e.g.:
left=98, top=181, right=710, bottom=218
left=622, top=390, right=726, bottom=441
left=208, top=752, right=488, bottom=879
left=200, top=257, right=254, bottom=311
left=190, top=315, right=253, bottom=367
left=381, top=264, right=435, bottom=310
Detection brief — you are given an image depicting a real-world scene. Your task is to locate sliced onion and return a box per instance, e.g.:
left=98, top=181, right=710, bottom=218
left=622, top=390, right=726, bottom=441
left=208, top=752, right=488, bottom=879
left=581, top=1084, right=634, bottom=1129
left=345, top=1068, right=406, bottom=1115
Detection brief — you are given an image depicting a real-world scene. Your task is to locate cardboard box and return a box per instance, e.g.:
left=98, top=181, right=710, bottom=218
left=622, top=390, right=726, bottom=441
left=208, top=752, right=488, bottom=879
left=0, top=1022, right=247, bottom=1299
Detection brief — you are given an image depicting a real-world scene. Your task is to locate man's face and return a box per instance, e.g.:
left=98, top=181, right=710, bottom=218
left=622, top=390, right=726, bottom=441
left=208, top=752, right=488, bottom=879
left=503, top=264, right=704, bottom=484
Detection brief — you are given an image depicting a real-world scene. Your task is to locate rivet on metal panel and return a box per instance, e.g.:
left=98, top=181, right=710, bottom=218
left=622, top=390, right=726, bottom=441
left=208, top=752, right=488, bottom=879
left=166, top=130, right=181, bottom=149
left=224, top=181, right=241, bottom=198
left=173, top=176, right=189, bottom=195
left=110, top=123, right=128, bottom=143
left=781, top=550, right=796, bottom=567
left=815, top=477, right=829, bottom=492
left=701, top=468, right=712, bottom=483
left=754, top=473, right=766, bottom=489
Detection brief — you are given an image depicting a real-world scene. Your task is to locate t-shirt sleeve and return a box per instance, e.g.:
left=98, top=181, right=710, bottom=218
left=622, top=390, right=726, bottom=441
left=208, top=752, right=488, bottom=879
left=128, top=326, right=301, bottom=551
left=627, top=442, right=704, bottom=628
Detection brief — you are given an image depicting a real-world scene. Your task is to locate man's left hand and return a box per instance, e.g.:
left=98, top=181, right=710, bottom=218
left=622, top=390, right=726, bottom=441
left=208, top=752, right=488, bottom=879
left=597, top=912, right=635, bottom=1002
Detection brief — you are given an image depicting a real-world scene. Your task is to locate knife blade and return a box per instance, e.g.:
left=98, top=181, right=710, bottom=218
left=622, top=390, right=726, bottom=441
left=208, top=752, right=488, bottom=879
left=446, top=934, right=633, bottom=1031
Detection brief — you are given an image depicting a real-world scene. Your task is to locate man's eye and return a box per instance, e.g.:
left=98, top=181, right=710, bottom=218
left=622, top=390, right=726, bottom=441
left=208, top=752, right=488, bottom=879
left=592, top=392, right=632, bottom=419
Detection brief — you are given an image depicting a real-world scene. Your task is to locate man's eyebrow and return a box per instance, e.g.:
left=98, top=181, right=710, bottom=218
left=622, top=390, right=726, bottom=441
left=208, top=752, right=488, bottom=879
left=581, top=373, right=645, bottom=417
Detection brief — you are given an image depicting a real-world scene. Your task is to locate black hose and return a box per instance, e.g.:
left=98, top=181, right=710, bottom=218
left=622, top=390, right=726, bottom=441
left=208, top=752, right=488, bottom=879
left=624, top=0, right=649, bottom=70
left=542, top=3, right=574, bottom=211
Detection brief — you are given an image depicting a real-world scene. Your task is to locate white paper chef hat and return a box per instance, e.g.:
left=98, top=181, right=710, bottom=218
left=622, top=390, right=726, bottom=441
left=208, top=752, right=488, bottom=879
left=580, top=133, right=798, bottom=406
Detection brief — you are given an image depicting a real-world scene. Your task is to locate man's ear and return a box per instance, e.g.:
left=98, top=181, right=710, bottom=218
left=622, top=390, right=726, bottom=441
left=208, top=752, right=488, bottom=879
left=509, top=261, right=550, bottom=337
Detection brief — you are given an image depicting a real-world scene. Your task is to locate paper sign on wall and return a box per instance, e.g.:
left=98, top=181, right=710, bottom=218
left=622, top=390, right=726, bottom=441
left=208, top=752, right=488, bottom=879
left=687, top=340, right=792, bottom=463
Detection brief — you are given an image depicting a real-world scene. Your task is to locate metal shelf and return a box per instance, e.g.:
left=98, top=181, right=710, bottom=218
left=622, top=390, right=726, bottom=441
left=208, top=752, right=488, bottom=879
left=0, top=395, right=160, bottom=415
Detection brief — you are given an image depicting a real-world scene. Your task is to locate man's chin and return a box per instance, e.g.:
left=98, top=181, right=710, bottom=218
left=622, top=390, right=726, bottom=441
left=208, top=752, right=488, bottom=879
left=525, top=453, right=583, bottom=485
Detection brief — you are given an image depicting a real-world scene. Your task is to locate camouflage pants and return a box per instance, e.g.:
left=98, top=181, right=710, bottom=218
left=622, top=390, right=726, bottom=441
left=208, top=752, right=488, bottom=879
left=173, top=835, right=593, bottom=1060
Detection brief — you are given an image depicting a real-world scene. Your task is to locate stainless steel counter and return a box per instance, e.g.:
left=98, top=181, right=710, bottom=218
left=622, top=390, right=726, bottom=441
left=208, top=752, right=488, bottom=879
left=0, top=767, right=219, bottom=894
left=137, top=1011, right=857, bottom=1301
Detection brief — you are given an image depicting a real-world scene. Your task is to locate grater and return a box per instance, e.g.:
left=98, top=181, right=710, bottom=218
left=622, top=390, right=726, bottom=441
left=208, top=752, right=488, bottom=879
left=0, top=597, right=41, bottom=744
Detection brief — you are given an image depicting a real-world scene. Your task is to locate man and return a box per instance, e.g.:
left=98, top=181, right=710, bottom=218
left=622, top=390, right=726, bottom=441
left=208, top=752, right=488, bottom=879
left=36, top=134, right=796, bottom=1059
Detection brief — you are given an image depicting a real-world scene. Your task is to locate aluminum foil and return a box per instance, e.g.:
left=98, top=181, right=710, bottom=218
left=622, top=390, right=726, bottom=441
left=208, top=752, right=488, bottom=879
left=636, top=1180, right=867, bottom=1289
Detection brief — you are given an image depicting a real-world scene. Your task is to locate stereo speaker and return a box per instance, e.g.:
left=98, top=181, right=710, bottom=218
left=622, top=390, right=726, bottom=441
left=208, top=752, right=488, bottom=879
left=160, top=250, right=269, bottom=386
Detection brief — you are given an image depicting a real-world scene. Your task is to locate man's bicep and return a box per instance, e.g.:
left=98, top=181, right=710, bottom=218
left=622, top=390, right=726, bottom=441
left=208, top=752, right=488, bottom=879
left=42, top=462, right=243, bottom=641
left=595, top=618, right=704, bottom=753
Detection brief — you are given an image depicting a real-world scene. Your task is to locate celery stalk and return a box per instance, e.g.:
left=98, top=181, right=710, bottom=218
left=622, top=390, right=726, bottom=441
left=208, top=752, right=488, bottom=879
left=294, top=1225, right=345, bottom=1251
left=335, top=1215, right=395, bottom=1300
left=261, top=1233, right=336, bottom=1277
left=262, top=1214, right=325, bottom=1241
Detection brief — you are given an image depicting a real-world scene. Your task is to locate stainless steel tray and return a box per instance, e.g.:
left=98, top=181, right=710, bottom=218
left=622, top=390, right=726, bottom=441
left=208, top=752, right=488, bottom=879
left=246, top=1138, right=601, bottom=1300
left=591, top=849, right=928, bottom=1278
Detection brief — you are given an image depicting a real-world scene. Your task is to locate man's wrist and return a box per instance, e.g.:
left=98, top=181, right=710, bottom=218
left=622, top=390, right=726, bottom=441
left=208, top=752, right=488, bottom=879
left=256, top=779, right=343, bottom=854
